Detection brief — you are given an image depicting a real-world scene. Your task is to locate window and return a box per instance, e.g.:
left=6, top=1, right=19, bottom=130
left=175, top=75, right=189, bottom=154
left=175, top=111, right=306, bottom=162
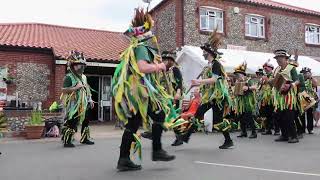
left=245, top=15, right=265, bottom=38
left=305, top=24, right=320, bottom=45
left=199, top=7, right=224, bottom=33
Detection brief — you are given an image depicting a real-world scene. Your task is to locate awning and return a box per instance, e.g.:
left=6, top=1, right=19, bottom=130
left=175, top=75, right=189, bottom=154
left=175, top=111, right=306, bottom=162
left=176, top=46, right=320, bottom=80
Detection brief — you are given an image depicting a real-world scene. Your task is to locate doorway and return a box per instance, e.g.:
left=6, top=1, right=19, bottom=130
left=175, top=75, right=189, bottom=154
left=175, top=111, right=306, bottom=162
left=86, top=76, right=99, bottom=121
left=86, top=75, right=112, bottom=122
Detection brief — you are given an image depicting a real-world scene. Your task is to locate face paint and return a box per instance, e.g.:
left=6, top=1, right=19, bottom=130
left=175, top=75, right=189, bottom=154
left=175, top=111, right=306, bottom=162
left=75, top=64, right=85, bottom=74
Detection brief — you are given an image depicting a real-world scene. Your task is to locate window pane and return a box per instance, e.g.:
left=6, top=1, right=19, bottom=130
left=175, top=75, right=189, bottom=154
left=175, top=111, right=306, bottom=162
left=216, top=19, right=223, bottom=32
left=200, top=15, right=208, bottom=30
left=209, top=17, right=215, bottom=30
left=217, top=11, right=223, bottom=18
left=245, top=23, right=250, bottom=35
left=250, top=24, right=258, bottom=36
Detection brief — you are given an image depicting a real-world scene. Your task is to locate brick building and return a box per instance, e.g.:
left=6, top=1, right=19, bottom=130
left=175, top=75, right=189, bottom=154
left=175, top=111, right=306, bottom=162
left=0, top=23, right=129, bottom=122
left=151, top=0, right=320, bottom=60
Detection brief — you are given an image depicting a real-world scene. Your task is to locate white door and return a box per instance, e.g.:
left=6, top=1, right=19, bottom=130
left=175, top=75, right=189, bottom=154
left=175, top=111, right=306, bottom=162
left=98, top=76, right=112, bottom=121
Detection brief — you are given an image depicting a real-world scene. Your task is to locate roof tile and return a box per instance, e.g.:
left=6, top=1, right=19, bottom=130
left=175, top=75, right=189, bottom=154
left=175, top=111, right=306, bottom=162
left=0, top=23, right=129, bottom=62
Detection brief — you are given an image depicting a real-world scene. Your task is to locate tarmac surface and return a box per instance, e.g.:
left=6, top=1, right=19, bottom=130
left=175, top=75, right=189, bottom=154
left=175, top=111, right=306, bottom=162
left=1, top=127, right=320, bottom=180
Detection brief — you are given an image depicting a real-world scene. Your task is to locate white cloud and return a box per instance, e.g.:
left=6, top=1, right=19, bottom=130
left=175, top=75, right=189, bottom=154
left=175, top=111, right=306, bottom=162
left=0, top=0, right=319, bottom=32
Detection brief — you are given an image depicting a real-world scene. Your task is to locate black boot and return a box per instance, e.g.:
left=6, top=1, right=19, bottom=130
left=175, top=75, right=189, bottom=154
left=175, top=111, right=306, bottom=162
left=180, top=125, right=196, bottom=143
left=237, top=133, right=247, bottom=138
left=219, top=140, right=234, bottom=149
left=171, top=138, right=183, bottom=146
left=249, top=131, right=257, bottom=139
left=262, top=130, right=272, bottom=135
left=63, top=128, right=75, bottom=148
left=117, top=158, right=141, bottom=171
left=141, top=131, right=153, bottom=140
left=297, top=134, right=303, bottom=139
left=288, top=137, right=299, bottom=143
left=274, top=131, right=280, bottom=136
left=275, top=136, right=289, bottom=142
left=80, top=127, right=94, bottom=145
left=152, top=149, right=175, bottom=162
left=81, top=139, right=95, bottom=145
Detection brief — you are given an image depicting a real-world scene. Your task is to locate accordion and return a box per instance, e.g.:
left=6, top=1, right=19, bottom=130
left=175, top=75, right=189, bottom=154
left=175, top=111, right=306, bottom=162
left=273, top=73, right=288, bottom=92
left=234, top=82, right=246, bottom=96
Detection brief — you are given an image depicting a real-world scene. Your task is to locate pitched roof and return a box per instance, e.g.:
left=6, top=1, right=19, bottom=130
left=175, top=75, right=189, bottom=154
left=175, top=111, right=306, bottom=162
left=0, top=23, right=129, bottom=62
left=151, top=0, right=320, bottom=17
left=234, top=0, right=320, bottom=16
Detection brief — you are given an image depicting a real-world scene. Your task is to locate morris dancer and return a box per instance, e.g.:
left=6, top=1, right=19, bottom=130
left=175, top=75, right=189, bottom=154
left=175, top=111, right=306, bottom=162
left=112, top=8, right=175, bottom=171
left=233, top=62, right=258, bottom=139
left=178, top=30, right=234, bottom=149
left=61, top=51, right=95, bottom=148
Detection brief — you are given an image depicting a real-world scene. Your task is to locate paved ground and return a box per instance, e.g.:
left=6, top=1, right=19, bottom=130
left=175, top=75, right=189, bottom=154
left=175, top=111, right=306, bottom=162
left=1, top=127, right=320, bottom=180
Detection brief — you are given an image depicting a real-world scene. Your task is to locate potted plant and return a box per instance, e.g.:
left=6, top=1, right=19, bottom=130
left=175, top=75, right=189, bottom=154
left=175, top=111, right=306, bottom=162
left=24, top=111, right=44, bottom=139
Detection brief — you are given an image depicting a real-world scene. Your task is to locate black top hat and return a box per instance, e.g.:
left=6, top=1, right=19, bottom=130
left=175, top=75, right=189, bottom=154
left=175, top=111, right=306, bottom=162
left=200, top=43, right=223, bottom=56
left=256, top=68, right=264, bottom=76
left=301, top=67, right=311, bottom=74
left=161, top=51, right=176, bottom=61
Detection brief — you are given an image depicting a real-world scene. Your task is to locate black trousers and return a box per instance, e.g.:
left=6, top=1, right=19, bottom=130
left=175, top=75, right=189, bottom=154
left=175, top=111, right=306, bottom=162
left=261, top=105, right=274, bottom=131
left=119, top=104, right=165, bottom=159
left=278, top=109, right=297, bottom=139
left=238, top=112, right=256, bottom=134
left=300, top=108, right=314, bottom=133
left=62, top=111, right=90, bottom=144
left=64, top=112, right=90, bottom=134
left=192, top=101, right=232, bottom=141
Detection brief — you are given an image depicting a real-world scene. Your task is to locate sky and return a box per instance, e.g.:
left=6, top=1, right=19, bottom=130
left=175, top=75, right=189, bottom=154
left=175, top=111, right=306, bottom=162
left=0, top=0, right=319, bottom=32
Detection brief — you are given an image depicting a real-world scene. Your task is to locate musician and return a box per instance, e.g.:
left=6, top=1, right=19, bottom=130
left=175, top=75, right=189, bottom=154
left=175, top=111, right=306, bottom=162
left=260, top=61, right=280, bottom=135
left=300, top=67, right=318, bottom=134
left=180, top=30, right=234, bottom=149
left=162, top=51, right=183, bottom=108
left=272, top=50, right=299, bottom=143
left=163, top=51, right=185, bottom=146
left=233, top=62, right=258, bottom=139
left=254, top=68, right=265, bottom=132
left=288, top=53, right=306, bottom=138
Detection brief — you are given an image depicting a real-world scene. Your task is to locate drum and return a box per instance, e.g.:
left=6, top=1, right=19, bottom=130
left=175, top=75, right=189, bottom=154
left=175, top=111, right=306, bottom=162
left=299, top=91, right=317, bottom=112
left=234, top=82, right=246, bottom=96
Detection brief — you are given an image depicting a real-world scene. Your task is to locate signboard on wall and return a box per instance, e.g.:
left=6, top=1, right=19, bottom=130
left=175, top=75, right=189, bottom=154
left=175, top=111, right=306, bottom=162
left=0, top=67, right=8, bottom=100
left=227, top=44, right=247, bottom=51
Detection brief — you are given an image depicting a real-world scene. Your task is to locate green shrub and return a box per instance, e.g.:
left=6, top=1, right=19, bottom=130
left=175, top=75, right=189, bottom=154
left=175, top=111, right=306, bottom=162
left=29, top=111, right=43, bottom=126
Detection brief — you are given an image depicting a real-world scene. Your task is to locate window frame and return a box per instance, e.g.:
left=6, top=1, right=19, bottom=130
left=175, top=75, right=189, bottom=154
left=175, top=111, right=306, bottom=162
left=245, top=14, right=266, bottom=39
left=199, top=6, right=224, bottom=33
left=305, top=24, right=320, bottom=45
